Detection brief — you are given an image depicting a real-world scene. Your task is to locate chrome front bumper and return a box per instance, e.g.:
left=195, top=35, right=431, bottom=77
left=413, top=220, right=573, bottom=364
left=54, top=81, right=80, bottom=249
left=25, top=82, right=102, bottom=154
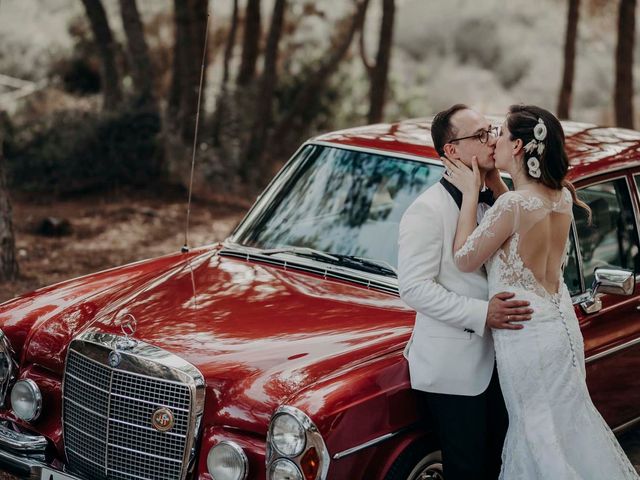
left=0, top=421, right=78, bottom=480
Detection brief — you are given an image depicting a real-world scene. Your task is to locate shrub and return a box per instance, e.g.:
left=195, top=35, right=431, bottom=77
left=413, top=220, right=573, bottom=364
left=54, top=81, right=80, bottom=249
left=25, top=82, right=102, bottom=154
left=6, top=106, right=162, bottom=194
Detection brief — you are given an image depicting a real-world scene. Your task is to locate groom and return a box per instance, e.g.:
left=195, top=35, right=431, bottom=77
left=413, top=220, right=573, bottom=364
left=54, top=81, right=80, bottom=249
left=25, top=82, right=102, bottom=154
left=398, top=104, right=532, bottom=480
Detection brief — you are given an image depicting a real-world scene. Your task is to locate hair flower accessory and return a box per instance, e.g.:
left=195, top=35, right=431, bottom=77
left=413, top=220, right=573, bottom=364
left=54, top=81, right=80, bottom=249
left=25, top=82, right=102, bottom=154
left=527, top=157, right=541, bottom=178
left=524, top=139, right=537, bottom=154
left=534, top=118, right=547, bottom=141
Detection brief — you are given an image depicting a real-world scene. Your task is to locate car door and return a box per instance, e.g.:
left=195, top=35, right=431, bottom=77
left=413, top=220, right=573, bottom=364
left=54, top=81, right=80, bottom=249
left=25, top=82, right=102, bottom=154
left=566, top=172, right=640, bottom=430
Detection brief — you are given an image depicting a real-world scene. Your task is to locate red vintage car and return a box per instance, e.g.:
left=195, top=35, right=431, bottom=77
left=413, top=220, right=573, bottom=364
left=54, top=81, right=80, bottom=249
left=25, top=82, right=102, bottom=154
left=0, top=117, right=638, bottom=480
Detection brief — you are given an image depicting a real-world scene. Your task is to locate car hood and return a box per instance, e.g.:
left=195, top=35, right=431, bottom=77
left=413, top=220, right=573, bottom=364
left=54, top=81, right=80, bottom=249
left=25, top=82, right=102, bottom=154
left=23, top=251, right=412, bottom=433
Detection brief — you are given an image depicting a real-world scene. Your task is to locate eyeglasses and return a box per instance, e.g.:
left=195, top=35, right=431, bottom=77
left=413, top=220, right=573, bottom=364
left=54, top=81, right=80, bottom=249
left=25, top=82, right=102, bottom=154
left=449, top=126, right=500, bottom=144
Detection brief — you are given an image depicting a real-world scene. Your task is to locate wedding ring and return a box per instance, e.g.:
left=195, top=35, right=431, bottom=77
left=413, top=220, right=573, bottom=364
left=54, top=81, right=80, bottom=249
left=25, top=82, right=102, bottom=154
left=507, top=315, right=511, bottom=321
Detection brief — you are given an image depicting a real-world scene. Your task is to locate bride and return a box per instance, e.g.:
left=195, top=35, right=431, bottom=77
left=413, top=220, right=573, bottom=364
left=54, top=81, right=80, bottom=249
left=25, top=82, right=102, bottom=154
left=442, top=104, right=639, bottom=479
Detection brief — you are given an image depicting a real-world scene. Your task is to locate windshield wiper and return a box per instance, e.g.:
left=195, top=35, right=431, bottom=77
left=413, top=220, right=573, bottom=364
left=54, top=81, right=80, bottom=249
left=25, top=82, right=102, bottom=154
left=331, top=254, right=397, bottom=276
left=261, top=247, right=340, bottom=262
left=242, top=245, right=396, bottom=277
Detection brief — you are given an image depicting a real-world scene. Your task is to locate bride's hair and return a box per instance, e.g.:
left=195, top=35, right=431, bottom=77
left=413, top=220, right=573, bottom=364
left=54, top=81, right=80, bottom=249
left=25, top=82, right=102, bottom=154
left=507, top=104, right=591, bottom=220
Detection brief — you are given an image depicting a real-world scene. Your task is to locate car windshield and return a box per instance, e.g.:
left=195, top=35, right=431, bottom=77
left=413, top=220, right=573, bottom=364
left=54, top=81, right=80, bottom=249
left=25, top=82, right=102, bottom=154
left=232, top=144, right=442, bottom=269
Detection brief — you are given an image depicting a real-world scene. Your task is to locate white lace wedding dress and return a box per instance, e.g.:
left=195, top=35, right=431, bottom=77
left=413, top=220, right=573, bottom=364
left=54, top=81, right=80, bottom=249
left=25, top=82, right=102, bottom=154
left=454, top=188, right=639, bottom=480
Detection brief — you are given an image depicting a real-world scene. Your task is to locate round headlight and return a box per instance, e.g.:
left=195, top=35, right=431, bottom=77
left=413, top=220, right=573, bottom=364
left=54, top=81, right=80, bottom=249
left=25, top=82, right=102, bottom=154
left=10, top=379, right=41, bottom=422
left=206, top=441, right=248, bottom=480
left=270, top=413, right=306, bottom=457
left=269, top=459, right=303, bottom=480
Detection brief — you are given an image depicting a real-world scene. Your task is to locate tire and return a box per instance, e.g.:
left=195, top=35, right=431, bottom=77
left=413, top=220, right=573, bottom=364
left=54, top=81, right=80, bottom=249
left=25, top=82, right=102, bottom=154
left=384, top=440, right=444, bottom=480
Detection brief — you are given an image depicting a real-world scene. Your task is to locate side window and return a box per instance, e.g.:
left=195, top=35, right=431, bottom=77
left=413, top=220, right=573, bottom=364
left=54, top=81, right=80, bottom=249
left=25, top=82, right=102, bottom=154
left=563, top=229, right=582, bottom=295
left=574, top=178, right=640, bottom=289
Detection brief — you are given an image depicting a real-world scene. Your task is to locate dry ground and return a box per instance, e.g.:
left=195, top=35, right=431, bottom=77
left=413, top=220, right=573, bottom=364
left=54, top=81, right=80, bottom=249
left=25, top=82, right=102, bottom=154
left=0, top=191, right=637, bottom=475
left=0, top=189, right=246, bottom=302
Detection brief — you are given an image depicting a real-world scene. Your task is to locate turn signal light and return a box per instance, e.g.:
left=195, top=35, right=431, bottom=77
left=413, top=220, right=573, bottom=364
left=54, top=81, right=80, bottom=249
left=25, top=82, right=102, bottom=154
left=300, top=447, right=319, bottom=480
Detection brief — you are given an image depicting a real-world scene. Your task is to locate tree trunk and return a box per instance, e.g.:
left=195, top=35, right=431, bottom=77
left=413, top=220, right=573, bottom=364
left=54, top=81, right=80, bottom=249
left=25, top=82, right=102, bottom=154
left=80, top=0, right=122, bottom=110
left=272, top=0, right=371, bottom=144
left=168, top=0, right=187, bottom=122
left=237, top=0, right=261, bottom=86
left=223, top=0, right=239, bottom=86
left=244, top=0, right=286, bottom=184
left=169, top=0, right=210, bottom=142
left=367, top=0, right=395, bottom=124
left=118, top=0, right=157, bottom=110
left=615, top=0, right=636, bottom=128
left=212, top=0, right=240, bottom=146
left=0, top=113, right=18, bottom=282
left=557, top=0, right=580, bottom=119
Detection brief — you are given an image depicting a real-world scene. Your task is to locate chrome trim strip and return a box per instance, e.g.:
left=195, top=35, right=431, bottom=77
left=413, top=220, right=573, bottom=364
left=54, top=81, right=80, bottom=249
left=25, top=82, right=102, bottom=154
left=108, top=443, right=183, bottom=463
left=68, top=346, right=201, bottom=386
left=310, top=140, right=441, bottom=165
left=0, top=421, right=47, bottom=452
left=585, top=336, right=640, bottom=364
left=64, top=371, right=110, bottom=394
left=65, top=423, right=106, bottom=445
left=570, top=164, right=636, bottom=184
left=613, top=414, right=640, bottom=434
left=107, top=467, right=154, bottom=480
left=66, top=447, right=105, bottom=468
left=62, top=396, right=108, bottom=419
left=102, top=362, right=111, bottom=478
left=332, top=427, right=410, bottom=460
left=109, top=417, right=186, bottom=438
left=108, top=363, right=199, bottom=387
left=110, top=391, right=190, bottom=412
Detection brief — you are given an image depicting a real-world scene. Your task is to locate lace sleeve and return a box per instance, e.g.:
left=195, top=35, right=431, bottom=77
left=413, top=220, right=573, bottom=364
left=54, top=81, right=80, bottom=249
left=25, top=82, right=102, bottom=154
left=453, top=192, right=524, bottom=273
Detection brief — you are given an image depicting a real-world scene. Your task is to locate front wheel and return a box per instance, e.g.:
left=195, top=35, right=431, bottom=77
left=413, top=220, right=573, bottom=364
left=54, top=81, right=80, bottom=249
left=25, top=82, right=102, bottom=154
left=384, top=441, right=444, bottom=480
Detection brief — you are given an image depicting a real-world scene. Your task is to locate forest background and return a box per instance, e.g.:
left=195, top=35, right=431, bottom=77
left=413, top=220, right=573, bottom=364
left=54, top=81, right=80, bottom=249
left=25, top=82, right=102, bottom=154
left=0, top=0, right=637, bottom=297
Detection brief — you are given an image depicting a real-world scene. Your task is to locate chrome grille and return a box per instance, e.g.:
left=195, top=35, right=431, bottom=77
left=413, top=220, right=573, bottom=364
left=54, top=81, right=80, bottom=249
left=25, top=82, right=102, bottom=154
left=62, top=333, right=204, bottom=480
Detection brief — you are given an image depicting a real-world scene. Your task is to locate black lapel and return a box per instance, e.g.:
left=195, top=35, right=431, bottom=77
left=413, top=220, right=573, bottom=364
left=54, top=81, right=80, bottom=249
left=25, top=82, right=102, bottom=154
left=439, top=177, right=463, bottom=210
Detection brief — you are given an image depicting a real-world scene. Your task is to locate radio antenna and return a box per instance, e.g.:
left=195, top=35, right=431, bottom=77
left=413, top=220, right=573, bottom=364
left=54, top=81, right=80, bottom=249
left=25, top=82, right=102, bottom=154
left=182, top=13, right=211, bottom=253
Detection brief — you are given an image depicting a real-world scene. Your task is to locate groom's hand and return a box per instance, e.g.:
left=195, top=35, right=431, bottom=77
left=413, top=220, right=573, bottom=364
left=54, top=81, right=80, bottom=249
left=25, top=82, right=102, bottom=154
left=487, top=292, right=532, bottom=330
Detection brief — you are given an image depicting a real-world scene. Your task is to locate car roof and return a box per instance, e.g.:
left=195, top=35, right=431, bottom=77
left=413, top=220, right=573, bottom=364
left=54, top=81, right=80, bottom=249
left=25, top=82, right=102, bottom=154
left=312, top=116, right=640, bottom=182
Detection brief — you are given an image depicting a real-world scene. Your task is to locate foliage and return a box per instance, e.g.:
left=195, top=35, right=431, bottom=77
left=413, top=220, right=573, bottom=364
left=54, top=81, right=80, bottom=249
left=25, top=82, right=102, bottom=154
left=6, top=106, right=162, bottom=194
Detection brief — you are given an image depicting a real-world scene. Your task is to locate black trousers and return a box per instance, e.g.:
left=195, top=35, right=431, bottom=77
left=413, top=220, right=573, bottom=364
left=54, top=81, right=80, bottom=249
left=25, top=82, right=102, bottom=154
left=419, top=366, right=508, bottom=480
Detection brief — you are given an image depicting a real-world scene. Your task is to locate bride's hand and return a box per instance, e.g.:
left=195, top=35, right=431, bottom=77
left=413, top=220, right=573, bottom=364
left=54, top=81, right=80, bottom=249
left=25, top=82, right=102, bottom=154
left=442, top=156, right=481, bottom=197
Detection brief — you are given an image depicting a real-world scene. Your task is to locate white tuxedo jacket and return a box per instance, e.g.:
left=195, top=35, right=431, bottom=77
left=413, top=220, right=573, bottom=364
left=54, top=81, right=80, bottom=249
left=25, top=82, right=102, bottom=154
left=398, top=180, right=495, bottom=396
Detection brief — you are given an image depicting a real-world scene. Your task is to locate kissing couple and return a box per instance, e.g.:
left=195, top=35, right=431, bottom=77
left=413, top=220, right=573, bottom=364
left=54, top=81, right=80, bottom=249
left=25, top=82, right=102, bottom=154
left=398, top=104, right=640, bottom=479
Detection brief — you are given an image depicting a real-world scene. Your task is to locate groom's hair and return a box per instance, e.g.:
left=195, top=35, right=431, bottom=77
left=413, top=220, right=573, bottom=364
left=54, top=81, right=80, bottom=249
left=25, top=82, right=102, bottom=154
left=431, top=103, right=469, bottom=157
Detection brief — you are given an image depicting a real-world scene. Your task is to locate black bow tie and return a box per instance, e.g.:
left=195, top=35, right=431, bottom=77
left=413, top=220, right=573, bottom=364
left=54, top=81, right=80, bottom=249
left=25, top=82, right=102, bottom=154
left=478, top=188, right=495, bottom=206
left=440, top=177, right=495, bottom=208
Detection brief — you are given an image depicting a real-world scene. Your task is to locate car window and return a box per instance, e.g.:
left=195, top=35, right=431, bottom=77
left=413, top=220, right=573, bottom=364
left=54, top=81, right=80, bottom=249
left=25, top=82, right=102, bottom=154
left=574, top=178, right=640, bottom=289
left=564, top=229, right=582, bottom=295
left=235, top=145, right=443, bottom=268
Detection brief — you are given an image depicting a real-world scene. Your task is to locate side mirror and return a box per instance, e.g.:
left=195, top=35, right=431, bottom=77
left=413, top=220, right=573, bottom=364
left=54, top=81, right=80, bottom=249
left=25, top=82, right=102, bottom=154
left=592, top=268, right=635, bottom=296
left=580, top=267, right=635, bottom=314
